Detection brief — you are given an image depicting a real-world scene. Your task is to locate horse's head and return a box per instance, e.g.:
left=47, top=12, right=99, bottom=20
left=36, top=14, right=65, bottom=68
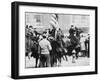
left=62, top=36, right=72, bottom=48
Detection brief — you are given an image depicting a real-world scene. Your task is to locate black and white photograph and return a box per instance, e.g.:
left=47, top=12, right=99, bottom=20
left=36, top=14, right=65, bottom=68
left=25, top=13, right=90, bottom=68
left=11, top=1, right=97, bottom=79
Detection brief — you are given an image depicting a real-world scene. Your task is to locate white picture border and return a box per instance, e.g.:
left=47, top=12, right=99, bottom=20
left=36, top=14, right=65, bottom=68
left=19, top=5, right=95, bottom=76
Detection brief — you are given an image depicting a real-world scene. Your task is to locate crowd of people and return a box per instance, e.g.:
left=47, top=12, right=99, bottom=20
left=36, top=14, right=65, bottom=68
left=25, top=25, right=90, bottom=68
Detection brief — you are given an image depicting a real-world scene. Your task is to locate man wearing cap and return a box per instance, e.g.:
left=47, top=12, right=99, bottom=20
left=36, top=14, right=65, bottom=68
left=39, top=34, right=52, bottom=67
left=69, top=25, right=76, bottom=36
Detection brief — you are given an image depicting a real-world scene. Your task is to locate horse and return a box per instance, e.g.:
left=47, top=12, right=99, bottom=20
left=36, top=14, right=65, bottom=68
left=49, top=39, right=59, bottom=67
left=62, top=32, right=81, bottom=63
left=49, top=38, right=65, bottom=67
left=49, top=27, right=81, bottom=65
left=61, top=36, right=76, bottom=63
left=49, top=28, right=65, bottom=66
left=25, top=33, right=40, bottom=68
left=30, top=37, right=40, bottom=68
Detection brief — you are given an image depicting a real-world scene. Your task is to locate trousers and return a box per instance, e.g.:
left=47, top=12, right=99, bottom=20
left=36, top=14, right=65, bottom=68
left=40, top=54, right=51, bottom=67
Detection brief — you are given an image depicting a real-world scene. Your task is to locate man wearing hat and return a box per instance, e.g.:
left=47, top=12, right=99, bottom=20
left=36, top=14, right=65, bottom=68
left=39, top=34, right=52, bottom=67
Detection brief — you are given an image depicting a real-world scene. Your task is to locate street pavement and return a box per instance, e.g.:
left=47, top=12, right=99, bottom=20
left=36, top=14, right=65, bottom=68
left=25, top=56, right=90, bottom=68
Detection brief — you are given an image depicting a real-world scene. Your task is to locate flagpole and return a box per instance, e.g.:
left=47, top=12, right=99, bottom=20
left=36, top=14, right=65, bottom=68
left=50, top=14, right=59, bottom=40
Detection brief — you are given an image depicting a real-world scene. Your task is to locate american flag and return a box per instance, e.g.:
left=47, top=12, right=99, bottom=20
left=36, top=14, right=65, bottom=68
left=50, top=14, right=60, bottom=39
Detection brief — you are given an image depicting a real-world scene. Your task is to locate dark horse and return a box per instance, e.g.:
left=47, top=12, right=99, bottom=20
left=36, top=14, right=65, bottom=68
left=31, top=36, right=40, bottom=68
left=62, top=29, right=81, bottom=62
left=49, top=28, right=65, bottom=66
left=49, top=39, right=65, bottom=67
left=25, top=34, right=40, bottom=68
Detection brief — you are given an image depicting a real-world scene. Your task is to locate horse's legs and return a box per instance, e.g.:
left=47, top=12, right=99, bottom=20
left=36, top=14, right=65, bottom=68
left=75, top=51, right=78, bottom=59
left=59, top=57, right=61, bottom=63
left=62, top=52, right=68, bottom=61
left=54, top=54, right=58, bottom=67
left=58, top=54, right=61, bottom=63
left=62, top=52, right=66, bottom=60
left=57, top=55, right=62, bottom=66
left=75, top=47, right=80, bottom=59
left=68, top=46, right=76, bottom=63
left=64, top=54, right=68, bottom=61
left=72, top=54, right=76, bottom=63
left=50, top=55, right=53, bottom=67
left=53, top=55, right=57, bottom=67
left=35, top=58, right=38, bottom=68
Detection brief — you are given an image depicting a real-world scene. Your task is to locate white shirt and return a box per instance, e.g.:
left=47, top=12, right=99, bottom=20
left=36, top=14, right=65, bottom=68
left=39, top=39, right=52, bottom=54
left=80, top=37, right=86, bottom=50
